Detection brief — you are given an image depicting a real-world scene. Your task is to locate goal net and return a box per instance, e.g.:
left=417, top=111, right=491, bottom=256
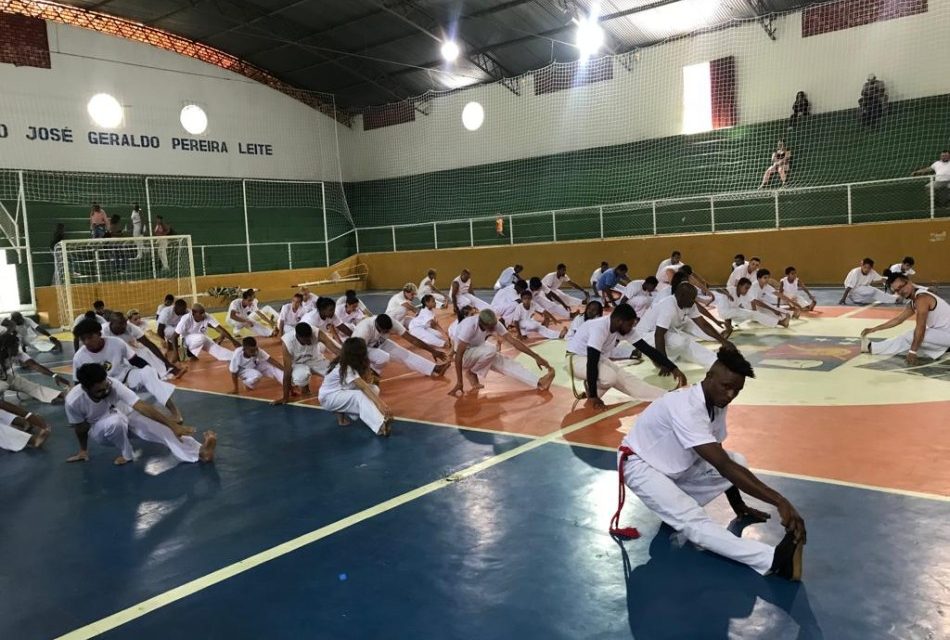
left=54, top=235, right=197, bottom=329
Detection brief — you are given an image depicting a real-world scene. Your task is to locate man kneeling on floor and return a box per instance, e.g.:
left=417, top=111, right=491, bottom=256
left=66, top=363, right=216, bottom=466
left=616, top=346, right=807, bottom=580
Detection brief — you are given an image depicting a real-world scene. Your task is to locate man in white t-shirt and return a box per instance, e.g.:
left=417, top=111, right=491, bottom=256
left=130, top=203, right=145, bottom=260
left=614, top=347, right=806, bottom=580
left=451, top=269, right=490, bottom=311
left=655, top=251, right=684, bottom=290
left=227, top=289, right=278, bottom=337
left=502, top=290, right=565, bottom=341
left=493, top=264, right=523, bottom=290
left=778, top=266, right=817, bottom=313
left=103, top=312, right=185, bottom=380
left=229, top=336, right=283, bottom=393
left=726, top=257, right=761, bottom=297
left=884, top=256, right=916, bottom=280
left=385, top=283, right=418, bottom=328
left=157, top=299, right=189, bottom=356
left=334, top=292, right=365, bottom=337
left=840, top=258, right=899, bottom=305
left=714, top=277, right=786, bottom=331
left=299, top=287, right=319, bottom=313
left=912, top=149, right=950, bottom=207
left=279, top=293, right=307, bottom=336
left=353, top=314, right=450, bottom=379
left=73, top=318, right=184, bottom=423
left=566, top=303, right=685, bottom=408
left=418, top=269, right=449, bottom=308
left=174, top=304, right=238, bottom=362
left=635, top=284, right=729, bottom=370
left=541, top=263, right=588, bottom=311
left=747, top=269, right=791, bottom=327
left=2, top=311, right=62, bottom=354
left=448, top=309, right=555, bottom=395
left=529, top=277, right=572, bottom=320
left=274, top=322, right=340, bottom=404
left=618, top=276, right=659, bottom=319
left=65, top=363, right=216, bottom=466
left=490, top=279, right=528, bottom=318
left=302, top=296, right=343, bottom=345
left=0, top=332, right=70, bottom=404
left=860, top=273, right=950, bottom=364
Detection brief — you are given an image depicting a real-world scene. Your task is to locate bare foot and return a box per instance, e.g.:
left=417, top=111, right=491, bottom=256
left=432, top=361, right=451, bottom=378
left=66, top=451, right=89, bottom=463
left=779, top=317, right=790, bottom=328
left=792, top=309, right=801, bottom=319
left=114, top=455, right=131, bottom=465
left=29, top=427, right=51, bottom=449
left=558, top=326, right=568, bottom=339
left=378, top=419, right=392, bottom=437
left=174, top=424, right=196, bottom=438
left=537, top=368, right=556, bottom=391
left=465, top=370, right=484, bottom=391
left=170, top=365, right=188, bottom=380
left=199, top=431, right=217, bottom=462
left=337, top=413, right=351, bottom=426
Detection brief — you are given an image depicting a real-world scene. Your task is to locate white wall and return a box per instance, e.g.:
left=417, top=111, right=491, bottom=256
left=340, top=0, right=950, bottom=182
left=0, top=22, right=349, bottom=182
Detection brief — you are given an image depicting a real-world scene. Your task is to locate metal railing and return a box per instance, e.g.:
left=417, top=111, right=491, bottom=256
left=352, top=175, right=940, bottom=253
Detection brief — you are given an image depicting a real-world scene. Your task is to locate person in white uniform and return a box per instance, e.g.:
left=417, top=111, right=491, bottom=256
left=103, top=312, right=185, bottom=380
left=726, top=257, right=761, bottom=297
left=861, top=274, right=950, bottom=363
left=448, top=309, right=555, bottom=395
left=0, top=398, right=52, bottom=451
left=418, top=269, right=449, bottom=308
left=655, top=252, right=685, bottom=290
left=299, top=287, right=319, bottom=312
left=525, top=276, right=570, bottom=320
left=635, top=284, right=730, bottom=370
left=73, top=318, right=184, bottom=423
left=451, top=269, right=490, bottom=311
left=126, top=309, right=148, bottom=333
left=386, top=283, right=418, bottom=328
left=884, top=256, right=916, bottom=280
left=0, top=333, right=71, bottom=404
left=503, top=290, right=566, bottom=341
left=566, top=303, right=686, bottom=408
left=714, top=278, right=786, bottom=331
left=303, top=297, right=344, bottom=345
left=619, top=277, right=659, bottom=318
left=778, top=267, right=817, bottom=313
left=228, top=289, right=278, bottom=337
left=409, top=295, right=451, bottom=348
left=748, top=269, right=791, bottom=327
left=448, top=305, right=478, bottom=344
left=156, top=294, right=174, bottom=320
left=318, top=337, right=394, bottom=437
left=615, top=347, right=806, bottom=580
left=334, top=290, right=373, bottom=321
left=334, top=291, right=366, bottom=338
left=130, top=203, right=145, bottom=260
left=493, top=264, right=524, bottom=290
left=65, top=363, right=216, bottom=466
left=173, top=304, right=238, bottom=363
left=911, top=149, right=950, bottom=207
left=157, top=299, right=189, bottom=357
left=541, top=264, right=588, bottom=311
left=354, top=314, right=450, bottom=379
left=490, top=279, right=528, bottom=317
left=279, top=293, right=307, bottom=337
left=840, top=258, right=899, bottom=305
left=274, top=322, right=339, bottom=404
left=229, top=336, right=283, bottom=393
left=2, top=312, right=63, bottom=354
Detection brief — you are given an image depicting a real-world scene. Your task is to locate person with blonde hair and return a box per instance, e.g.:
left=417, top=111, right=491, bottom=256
left=385, top=283, right=418, bottom=328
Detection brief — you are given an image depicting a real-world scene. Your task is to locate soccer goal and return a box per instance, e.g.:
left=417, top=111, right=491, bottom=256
left=54, top=235, right=198, bottom=329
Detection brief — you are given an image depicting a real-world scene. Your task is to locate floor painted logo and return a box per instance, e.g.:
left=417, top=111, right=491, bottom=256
left=745, top=336, right=862, bottom=372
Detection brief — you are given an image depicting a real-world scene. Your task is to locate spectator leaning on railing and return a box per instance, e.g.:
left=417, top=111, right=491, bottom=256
left=911, top=150, right=950, bottom=207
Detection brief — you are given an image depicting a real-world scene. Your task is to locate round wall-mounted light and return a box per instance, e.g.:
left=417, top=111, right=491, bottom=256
left=180, top=104, right=208, bottom=135
left=441, top=40, right=460, bottom=62
left=462, top=101, right=484, bottom=131
left=87, top=93, right=123, bottom=128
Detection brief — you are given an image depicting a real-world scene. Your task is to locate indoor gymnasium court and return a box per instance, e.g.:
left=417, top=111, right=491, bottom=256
left=0, top=1, right=948, bottom=639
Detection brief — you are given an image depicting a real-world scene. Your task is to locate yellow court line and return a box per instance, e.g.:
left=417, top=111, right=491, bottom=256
left=54, top=401, right=636, bottom=640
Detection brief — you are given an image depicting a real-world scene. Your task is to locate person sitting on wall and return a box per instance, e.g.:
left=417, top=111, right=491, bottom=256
left=759, top=141, right=791, bottom=189
left=859, top=74, right=887, bottom=127
left=788, top=91, right=810, bottom=127
left=911, top=150, right=950, bottom=207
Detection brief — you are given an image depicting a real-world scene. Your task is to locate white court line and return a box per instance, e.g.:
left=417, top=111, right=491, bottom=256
left=54, top=401, right=636, bottom=640
left=838, top=301, right=880, bottom=319
left=748, top=468, right=950, bottom=502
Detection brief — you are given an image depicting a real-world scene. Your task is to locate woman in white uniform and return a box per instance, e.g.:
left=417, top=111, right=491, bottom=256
left=318, top=337, right=394, bottom=437
left=409, top=295, right=450, bottom=348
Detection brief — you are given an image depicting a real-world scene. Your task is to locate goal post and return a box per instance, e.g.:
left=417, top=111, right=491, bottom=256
left=54, top=234, right=197, bottom=329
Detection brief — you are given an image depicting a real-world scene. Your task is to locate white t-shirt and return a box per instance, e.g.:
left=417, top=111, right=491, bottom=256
left=228, top=299, right=257, bottom=323
left=590, top=268, right=603, bottom=286
left=281, top=332, right=322, bottom=365
left=157, top=306, right=186, bottom=329
left=130, top=209, right=142, bottom=234
left=334, top=303, right=364, bottom=329
left=102, top=322, right=145, bottom=346
left=888, top=263, right=916, bottom=276
left=300, top=293, right=319, bottom=312
left=931, top=160, right=950, bottom=183
left=73, top=313, right=109, bottom=329
left=73, top=336, right=135, bottom=382
left=301, top=309, right=335, bottom=333
left=409, top=307, right=437, bottom=331
left=635, top=296, right=700, bottom=338
left=496, top=267, right=516, bottom=288
left=419, top=276, right=436, bottom=295
left=623, top=384, right=727, bottom=476
left=453, top=276, right=472, bottom=296
left=353, top=316, right=405, bottom=348
left=566, top=316, right=633, bottom=356
left=727, top=264, right=758, bottom=290
left=655, top=259, right=683, bottom=284
left=623, top=279, right=649, bottom=299
left=502, top=302, right=542, bottom=326
left=780, top=276, right=799, bottom=297
left=9, top=317, right=39, bottom=342
left=541, top=272, right=569, bottom=291
left=565, top=315, right=586, bottom=340
left=913, top=289, right=950, bottom=330
left=490, top=285, right=520, bottom=314
left=175, top=312, right=220, bottom=337
left=65, top=378, right=140, bottom=425
left=279, top=303, right=306, bottom=329
left=386, top=293, right=413, bottom=316
left=318, top=364, right=361, bottom=397
left=229, top=348, right=271, bottom=375
left=844, top=267, right=881, bottom=289
left=156, top=303, right=170, bottom=317
left=748, top=280, right=777, bottom=305
left=335, top=296, right=371, bottom=316
left=454, top=315, right=507, bottom=347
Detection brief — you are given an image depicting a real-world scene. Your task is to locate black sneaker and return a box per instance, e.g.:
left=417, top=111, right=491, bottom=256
left=769, top=532, right=804, bottom=581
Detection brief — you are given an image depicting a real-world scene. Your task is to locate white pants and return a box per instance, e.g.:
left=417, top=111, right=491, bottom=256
left=0, top=375, right=62, bottom=403
left=462, top=344, right=540, bottom=388
left=124, top=367, right=176, bottom=407
left=624, top=451, right=774, bottom=575
left=184, top=333, right=233, bottom=361
left=871, top=327, right=950, bottom=360
left=133, top=346, right=172, bottom=379
left=92, top=412, right=201, bottom=462
left=162, top=325, right=177, bottom=345
left=389, top=306, right=411, bottom=328
left=568, top=355, right=665, bottom=401
left=368, top=340, right=435, bottom=377
left=782, top=293, right=813, bottom=308
left=455, top=292, right=489, bottom=311
left=155, top=238, right=169, bottom=270
left=642, top=329, right=716, bottom=370
left=849, top=285, right=897, bottom=304
left=550, top=289, right=584, bottom=308
left=535, top=294, right=570, bottom=320
left=518, top=318, right=561, bottom=340
left=239, top=363, right=283, bottom=389
left=229, top=319, right=272, bottom=338
left=0, top=410, right=30, bottom=452
left=319, top=386, right=386, bottom=434
left=713, top=293, right=779, bottom=328
left=629, top=295, right=653, bottom=319
left=292, top=358, right=330, bottom=387
left=409, top=325, right=446, bottom=347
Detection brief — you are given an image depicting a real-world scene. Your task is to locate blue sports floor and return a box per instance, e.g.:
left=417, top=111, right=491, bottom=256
left=2, top=288, right=949, bottom=639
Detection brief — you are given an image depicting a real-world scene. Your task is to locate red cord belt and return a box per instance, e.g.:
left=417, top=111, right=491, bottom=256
left=609, top=446, right=641, bottom=539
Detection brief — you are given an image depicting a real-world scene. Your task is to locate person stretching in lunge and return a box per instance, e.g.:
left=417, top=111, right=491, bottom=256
left=318, top=337, right=395, bottom=437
